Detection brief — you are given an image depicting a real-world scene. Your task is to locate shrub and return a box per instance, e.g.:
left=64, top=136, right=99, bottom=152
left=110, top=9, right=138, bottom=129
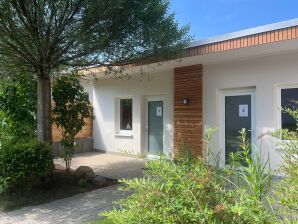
left=99, top=130, right=276, bottom=224
left=52, top=73, right=92, bottom=172
left=0, top=140, right=53, bottom=193
left=224, top=129, right=274, bottom=223
left=100, top=157, right=230, bottom=224
left=272, top=107, right=298, bottom=222
left=0, top=73, right=37, bottom=140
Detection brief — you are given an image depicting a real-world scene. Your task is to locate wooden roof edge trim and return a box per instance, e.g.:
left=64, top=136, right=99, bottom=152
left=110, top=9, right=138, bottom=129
left=185, top=26, right=298, bottom=57
left=189, top=18, right=298, bottom=47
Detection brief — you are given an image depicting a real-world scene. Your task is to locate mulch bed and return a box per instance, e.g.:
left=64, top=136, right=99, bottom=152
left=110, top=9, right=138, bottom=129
left=0, top=165, right=119, bottom=212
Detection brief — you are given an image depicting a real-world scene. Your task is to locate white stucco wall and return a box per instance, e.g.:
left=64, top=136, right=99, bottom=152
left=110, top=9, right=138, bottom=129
left=80, top=80, right=94, bottom=103
left=83, top=50, right=298, bottom=168
left=92, top=71, right=174, bottom=156
left=203, top=51, right=298, bottom=169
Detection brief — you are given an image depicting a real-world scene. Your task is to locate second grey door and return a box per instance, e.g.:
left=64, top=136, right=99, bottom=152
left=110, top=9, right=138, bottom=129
left=148, top=101, right=163, bottom=155
left=225, top=94, right=252, bottom=164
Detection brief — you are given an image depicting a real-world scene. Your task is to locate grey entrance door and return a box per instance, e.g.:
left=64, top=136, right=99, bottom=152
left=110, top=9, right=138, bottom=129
left=148, top=101, right=163, bottom=155
left=225, top=94, right=253, bottom=164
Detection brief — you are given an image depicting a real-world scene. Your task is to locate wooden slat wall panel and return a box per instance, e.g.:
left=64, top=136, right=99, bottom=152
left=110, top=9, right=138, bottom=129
left=52, top=117, right=93, bottom=142
left=174, top=64, right=203, bottom=157
left=52, top=103, right=93, bottom=142
left=185, top=26, right=298, bottom=57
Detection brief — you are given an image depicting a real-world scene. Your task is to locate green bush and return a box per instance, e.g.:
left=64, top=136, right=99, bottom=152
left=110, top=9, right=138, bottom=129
left=99, top=130, right=276, bottom=224
left=52, top=73, right=92, bottom=172
left=0, top=140, right=53, bottom=193
left=224, top=129, right=274, bottom=223
left=0, top=73, right=37, bottom=140
left=100, top=157, right=228, bottom=224
left=100, top=159, right=275, bottom=223
left=272, top=108, right=298, bottom=223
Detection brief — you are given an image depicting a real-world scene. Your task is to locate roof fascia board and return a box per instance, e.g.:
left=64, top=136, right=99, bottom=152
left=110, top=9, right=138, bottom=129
left=189, top=18, right=298, bottom=48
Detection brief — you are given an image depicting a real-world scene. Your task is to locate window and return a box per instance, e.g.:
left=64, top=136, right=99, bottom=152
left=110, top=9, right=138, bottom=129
left=120, top=99, right=132, bottom=131
left=281, top=87, right=298, bottom=132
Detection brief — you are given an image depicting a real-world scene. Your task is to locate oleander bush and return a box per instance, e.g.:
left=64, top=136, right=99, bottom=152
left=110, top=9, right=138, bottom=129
left=271, top=107, right=298, bottom=223
left=0, top=140, right=53, bottom=193
left=101, top=157, right=229, bottom=224
left=99, top=130, right=276, bottom=224
left=223, top=129, right=274, bottom=224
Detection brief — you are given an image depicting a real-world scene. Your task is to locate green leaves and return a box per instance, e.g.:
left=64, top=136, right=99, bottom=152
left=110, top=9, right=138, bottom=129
left=0, top=0, right=190, bottom=144
left=0, top=0, right=190, bottom=75
left=271, top=108, right=298, bottom=222
left=99, top=129, right=278, bottom=224
left=100, top=158, right=229, bottom=224
left=0, top=140, right=52, bottom=193
left=0, top=73, right=37, bottom=142
left=52, top=73, right=92, bottom=171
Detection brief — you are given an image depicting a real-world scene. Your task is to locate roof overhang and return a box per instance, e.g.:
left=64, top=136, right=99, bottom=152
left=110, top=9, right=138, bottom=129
left=82, top=37, right=298, bottom=80
left=189, top=18, right=298, bottom=47
left=81, top=18, right=298, bottom=80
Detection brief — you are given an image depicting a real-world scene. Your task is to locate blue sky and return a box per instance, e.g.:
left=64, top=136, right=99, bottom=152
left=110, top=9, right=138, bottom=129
left=170, top=0, right=298, bottom=40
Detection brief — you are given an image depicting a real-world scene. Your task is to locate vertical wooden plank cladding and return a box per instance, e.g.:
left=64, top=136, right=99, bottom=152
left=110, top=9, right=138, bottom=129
left=52, top=109, right=93, bottom=142
left=174, top=64, right=203, bottom=157
left=52, top=117, right=93, bottom=141
left=270, top=31, right=275, bottom=43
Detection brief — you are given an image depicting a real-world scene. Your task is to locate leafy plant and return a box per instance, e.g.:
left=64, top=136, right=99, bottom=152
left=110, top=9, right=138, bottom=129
left=271, top=107, right=298, bottom=223
left=204, top=127, right=221, bottom=168
left=100, top=157, right=229, bottom=224
left=0, top=73, right=36, bottom=141
left=0, top=111, right=12, bottom=147
left=98, top=129, right=276, bottom=224
left=224, top=129, right=274, bottom=223
left=0, top=140, right=52, bottom=193
left=52, top=73, right=92, bottom=172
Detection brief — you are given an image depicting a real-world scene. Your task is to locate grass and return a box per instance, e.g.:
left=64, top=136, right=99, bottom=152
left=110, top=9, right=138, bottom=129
left=0, top=166, right=118, bottom=212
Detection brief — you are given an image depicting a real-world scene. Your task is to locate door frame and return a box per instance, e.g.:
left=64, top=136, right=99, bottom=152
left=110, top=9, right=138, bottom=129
left=219, top=88, right=256, bottom=165
left=144, top=96, right=165, bottom=159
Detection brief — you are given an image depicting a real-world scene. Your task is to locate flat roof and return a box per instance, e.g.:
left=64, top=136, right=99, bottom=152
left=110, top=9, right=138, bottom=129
left=189, top=18, right=298, bottom=48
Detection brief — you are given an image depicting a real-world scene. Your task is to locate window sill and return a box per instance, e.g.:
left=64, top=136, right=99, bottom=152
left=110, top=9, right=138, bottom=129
left=114, top=132, right=133, bottom=138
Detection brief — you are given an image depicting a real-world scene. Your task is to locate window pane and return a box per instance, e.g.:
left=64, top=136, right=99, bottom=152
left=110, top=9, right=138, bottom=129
left=120, top=99, right=132, bottom=130
left=281, top=88, right=298, bottom=132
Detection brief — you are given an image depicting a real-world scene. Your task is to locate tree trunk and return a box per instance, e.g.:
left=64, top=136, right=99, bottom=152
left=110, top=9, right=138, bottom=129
left=37, top=77, right=52, bottom=142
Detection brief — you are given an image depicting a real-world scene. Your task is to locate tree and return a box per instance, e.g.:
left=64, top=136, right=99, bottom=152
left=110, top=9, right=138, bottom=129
left=52, top=73, right=92, bottom=172
left=0, top=0, right=190, bottom=142
left=0, top=73, right=37, bottom=139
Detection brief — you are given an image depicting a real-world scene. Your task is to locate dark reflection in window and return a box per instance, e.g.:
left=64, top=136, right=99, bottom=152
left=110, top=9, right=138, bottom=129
left=281, top=88, right=298, bottom=132
left=120, top=99, right=132, bottom=130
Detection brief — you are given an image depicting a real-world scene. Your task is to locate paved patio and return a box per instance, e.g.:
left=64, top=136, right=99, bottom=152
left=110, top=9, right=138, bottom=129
left=0, top=152, right=146, bottom=224
left=0, top=185, right=128, bottom=224
left=54, top=151, right=146, bottom=180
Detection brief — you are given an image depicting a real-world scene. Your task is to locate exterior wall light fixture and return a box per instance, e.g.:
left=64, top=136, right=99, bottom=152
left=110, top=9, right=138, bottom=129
left=182, top=98, right=190, bottom=105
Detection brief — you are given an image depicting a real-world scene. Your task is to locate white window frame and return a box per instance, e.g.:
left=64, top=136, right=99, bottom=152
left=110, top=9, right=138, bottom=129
left=115, top=97, right=133, bottom=137
left=276, top=83, right=298, bottom=130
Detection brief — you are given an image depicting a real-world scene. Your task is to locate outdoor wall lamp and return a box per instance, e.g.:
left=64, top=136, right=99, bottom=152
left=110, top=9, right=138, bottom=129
left=182, top=98, right=190, bottom=105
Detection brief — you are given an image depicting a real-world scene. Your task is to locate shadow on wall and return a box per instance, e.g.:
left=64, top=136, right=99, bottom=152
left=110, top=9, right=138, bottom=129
left=52, top=138, right=94, bottom=157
